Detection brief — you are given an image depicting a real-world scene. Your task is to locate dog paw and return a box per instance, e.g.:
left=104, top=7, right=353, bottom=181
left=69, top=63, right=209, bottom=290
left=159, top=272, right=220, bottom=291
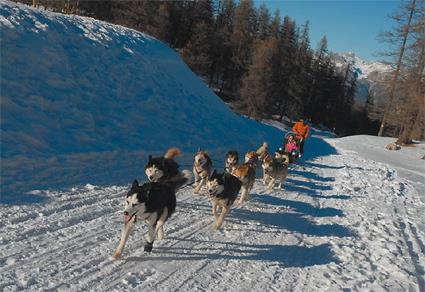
left=144, top=242, right=153, bottom=253
left=111, top=252, right=121, bottom=260
left=157, top=233, right=164, bottom=241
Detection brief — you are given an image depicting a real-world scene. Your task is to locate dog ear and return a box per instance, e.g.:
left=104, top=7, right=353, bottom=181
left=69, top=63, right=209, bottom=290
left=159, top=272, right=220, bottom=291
left=132, top=180, right=139, bottom=188
left=210, top=169, right=217, bottom=179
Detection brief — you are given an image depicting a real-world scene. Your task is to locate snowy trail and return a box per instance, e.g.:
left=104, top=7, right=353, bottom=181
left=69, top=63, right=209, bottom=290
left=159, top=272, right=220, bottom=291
left=1, top=144, right=424, bottom=291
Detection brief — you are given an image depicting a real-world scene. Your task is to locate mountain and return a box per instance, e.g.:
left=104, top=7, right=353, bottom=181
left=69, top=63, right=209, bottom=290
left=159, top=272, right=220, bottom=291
left=331, top=52, right=392, bottom=107
left=0, top=0, right=284, bottom=202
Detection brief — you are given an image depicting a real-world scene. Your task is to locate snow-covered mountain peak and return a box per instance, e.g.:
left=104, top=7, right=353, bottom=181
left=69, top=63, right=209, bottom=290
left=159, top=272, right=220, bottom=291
left=333, top=52, right=392, bottom=80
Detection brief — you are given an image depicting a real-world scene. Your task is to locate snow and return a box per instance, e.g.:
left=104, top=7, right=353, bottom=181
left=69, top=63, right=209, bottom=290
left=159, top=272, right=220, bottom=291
left=1, top=131, right=424, bottom=291
left=335, top=52, right=392, bottom=80
left=1, top=2, right=425, bottom=291
left=0, top=0, right=282, bottom=203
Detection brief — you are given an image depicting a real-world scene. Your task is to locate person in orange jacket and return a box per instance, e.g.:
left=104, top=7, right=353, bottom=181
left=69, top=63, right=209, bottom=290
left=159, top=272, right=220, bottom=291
left=292, top=118, right=310, bottom=156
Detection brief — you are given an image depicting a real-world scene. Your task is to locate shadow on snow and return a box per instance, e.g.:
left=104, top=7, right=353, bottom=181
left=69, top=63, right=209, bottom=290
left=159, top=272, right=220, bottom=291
left=254, top=194, right=345, bottom=217
left=130, top=239, right=338, bottom=268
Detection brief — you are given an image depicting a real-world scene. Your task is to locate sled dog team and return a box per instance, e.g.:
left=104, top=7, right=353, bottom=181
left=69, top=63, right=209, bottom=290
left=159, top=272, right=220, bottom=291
left=112, top=144, right=290, bottom=260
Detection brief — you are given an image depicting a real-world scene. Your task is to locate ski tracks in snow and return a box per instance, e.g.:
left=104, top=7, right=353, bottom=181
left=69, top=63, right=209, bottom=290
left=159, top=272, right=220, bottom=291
left=1, top=149, right=424, bottom=291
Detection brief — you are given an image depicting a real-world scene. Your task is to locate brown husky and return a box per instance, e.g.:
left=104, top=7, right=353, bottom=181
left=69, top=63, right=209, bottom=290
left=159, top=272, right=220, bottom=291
left=262, top=154, right=289, bottom=191
left=231, top=162, right=256, bottom=205
left=193, top=149, right=213, bottom=194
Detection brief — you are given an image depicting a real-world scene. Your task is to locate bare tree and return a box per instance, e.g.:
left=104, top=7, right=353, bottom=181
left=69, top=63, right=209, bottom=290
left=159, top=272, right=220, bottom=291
left=378, top=0, right=417, bottom=136
left=396, top=8, right=425, bottom=144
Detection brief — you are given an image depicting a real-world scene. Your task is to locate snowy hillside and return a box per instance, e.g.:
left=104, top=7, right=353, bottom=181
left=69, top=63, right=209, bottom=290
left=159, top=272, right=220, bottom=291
left=0, top=1, right=282, bottom=203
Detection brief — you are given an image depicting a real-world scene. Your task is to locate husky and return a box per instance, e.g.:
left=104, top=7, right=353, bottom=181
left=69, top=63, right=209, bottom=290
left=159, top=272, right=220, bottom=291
left=256, top=142, right=269, bottom=162
left=274, top=149, right=290, bottom=164
left=193, top=149, right=213, bottom=194
left=244, top=151, right=259, bottom=167
left=262, top=154, right=289, bottom=191
left=112, top=171, right=191, bottom=260
left=231, top=162, right=256, bottom=205
left=207, top=170, right=242, bottom=230
left=145, top=148, right=181, bottom=183
left=255, top=142, right=269, bottom=179
left=224, top=150, right=239, bottom=174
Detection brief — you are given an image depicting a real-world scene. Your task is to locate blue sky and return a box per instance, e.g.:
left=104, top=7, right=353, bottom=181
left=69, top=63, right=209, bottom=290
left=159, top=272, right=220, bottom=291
left=255, top=0, right=400, bottom=61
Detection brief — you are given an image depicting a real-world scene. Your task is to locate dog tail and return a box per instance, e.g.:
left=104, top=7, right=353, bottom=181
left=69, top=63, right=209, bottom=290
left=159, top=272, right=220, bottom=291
left=164, top=147, right=182, bottom=160
left=168, top=170, right=192, bottom=191
left=256, top=142, right=268, bottom=155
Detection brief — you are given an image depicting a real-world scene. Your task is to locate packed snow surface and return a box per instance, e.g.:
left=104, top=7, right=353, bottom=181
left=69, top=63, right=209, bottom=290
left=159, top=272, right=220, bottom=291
left=1, top=2, right=425, bottom=291
left=1, top=126, right=425, bottom=291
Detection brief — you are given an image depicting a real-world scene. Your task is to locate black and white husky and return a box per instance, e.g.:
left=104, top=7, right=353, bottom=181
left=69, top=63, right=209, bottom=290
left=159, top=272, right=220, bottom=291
left=207, top=170, right=241, bottom=230
left=224, top=150, right=239, bottom=174
left=145, top=148, right=181, bottom=182
left=112, top=171, right=191, bottom=260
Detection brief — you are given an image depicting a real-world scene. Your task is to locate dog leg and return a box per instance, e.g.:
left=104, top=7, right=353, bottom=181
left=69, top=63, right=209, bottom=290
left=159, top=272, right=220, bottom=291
left=154, top=207, right=168, bottom=241
left=262, top=169, right=267, bottom=185
left=237, top=186, right=248, bottom=205
left=194, top=176, right=205, bottom=193
left=212, top=201, right=219, bottom=220
left=144, top=213, right=158, bottom=252
left=214, top=206, right=229, bottom=230
left=193, top=171, right=200, bottom=193
left=112, top=220, right=135, bottom=259
left=263, top=173, right=271, bottom=185
left=267, top=177, right=276, bottom=191
left=157, top=225, right=165, bottom=241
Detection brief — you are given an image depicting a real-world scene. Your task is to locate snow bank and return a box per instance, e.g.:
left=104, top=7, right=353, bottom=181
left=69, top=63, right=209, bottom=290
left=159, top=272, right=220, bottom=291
left=0, top=1, right=285, bottom=202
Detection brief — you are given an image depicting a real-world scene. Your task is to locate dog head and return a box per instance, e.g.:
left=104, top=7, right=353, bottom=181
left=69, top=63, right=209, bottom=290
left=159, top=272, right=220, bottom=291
left=256, top=142, right=268, bottom=160
left=244, top=151, right=258, bottom=165
left=194, top=149, right=210, bottom=167
left=207, top=170, right=225, bottom=196
left=145, top=155, right=165, bottom=181
left=262, top=155, right=274, bottom=170
left=123, top=180, right=149, bottom=224
left=225, top=150, right=239, bottom=166
left=275, top=151, right=290, bottom=166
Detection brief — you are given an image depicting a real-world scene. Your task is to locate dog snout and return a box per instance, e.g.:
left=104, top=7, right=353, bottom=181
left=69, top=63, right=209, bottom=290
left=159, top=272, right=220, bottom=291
left=149, top=175, right=153, bottom=180
left=124, top=211, right=129, bottom=216
left=208, top=189, right=213, bottom=193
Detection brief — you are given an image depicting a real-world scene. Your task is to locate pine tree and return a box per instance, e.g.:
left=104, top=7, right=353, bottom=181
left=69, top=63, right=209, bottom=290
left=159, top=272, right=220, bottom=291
left=181, top=0, right=214, bottom=74
left=296, top=21, right=313, bottom=116
left=213, top=0, right=236, bottom=92
left=275, top=16, right=299, bottom=119
left=240, top=38, right=279, bottom=118
left=257, top=3, right=271, bottom=40
left=230, top=0, right=257, bottom=92
left=270, top=10, right=281, bottom=38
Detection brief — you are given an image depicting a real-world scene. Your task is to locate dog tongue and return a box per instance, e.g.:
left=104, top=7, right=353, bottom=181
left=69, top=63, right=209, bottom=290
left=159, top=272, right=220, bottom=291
left=124, top=214, right=131, bottom=224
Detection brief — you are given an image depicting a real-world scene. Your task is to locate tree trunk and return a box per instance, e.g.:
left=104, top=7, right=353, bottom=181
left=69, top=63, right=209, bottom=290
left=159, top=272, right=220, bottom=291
left=378, top=0, right=416, bottom=136
left=396, top=109, right=419, bottom=145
